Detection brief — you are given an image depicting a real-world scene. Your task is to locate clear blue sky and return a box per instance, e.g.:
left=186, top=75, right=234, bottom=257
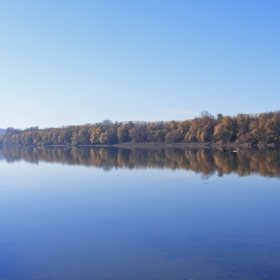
left=0, top=0, right=279, bottom=129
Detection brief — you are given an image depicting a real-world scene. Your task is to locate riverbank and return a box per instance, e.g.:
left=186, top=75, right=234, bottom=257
left=0, top=142, right=277, bottom=148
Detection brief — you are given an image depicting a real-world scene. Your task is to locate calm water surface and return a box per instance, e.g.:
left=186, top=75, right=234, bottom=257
left=0, top=147, right=280, bottom=280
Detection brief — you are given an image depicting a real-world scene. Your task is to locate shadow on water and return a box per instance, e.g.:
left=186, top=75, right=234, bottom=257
left=1, top=146, right=280, bottom=179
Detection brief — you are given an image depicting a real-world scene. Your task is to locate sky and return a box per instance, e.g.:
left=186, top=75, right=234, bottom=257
left=0, top=0, right=279, bottom=129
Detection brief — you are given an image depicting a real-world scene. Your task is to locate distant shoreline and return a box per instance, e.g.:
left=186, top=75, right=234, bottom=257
left=2, top=111, right=280, bottom=147
left=0, top=142, right=277, bottom=148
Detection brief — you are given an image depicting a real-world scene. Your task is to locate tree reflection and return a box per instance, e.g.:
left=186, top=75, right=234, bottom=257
left=0, top=146, right=280, bottom=178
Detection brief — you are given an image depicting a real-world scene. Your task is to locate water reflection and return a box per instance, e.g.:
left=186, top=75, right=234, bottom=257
left=1, top=146, right=280, bottom=279
left=1, top=146, right=280, bottom=178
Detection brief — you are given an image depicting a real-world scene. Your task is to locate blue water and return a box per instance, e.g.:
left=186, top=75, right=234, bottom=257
left=0, top=147, right=279, bottom=279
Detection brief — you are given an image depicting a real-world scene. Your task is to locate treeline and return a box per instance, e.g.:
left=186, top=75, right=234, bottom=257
left=1, top=146, right=280, bottom=178
left=1, top=111, right=280, bottom=146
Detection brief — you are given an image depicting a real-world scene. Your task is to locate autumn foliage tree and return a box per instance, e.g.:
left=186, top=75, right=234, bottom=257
left=1, top=110, right=280, bottom=146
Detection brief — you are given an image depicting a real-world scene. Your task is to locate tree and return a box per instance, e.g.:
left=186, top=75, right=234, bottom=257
left=213, top=116, right=236, bottom=143
left=185, top=119, right=199, bottom=142
left=89, top=127, right=103, bottom=144
left=165, top=131, right=184, bottom=143
left=236, top=114, right=251, bottom=143
left=265, top=111, right=280, bottom=143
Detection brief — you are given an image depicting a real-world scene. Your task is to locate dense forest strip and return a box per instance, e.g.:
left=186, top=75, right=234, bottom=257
left=1, top=146, right=280, bottom=178
left=1, top=111, right=280, bottom=146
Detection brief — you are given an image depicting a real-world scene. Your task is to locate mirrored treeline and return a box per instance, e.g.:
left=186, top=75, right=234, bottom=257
left=1, top=146, right=280, bottom=178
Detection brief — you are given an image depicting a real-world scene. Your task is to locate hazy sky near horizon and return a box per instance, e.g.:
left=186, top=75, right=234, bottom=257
left=0, top=0, right=279, bottom=129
